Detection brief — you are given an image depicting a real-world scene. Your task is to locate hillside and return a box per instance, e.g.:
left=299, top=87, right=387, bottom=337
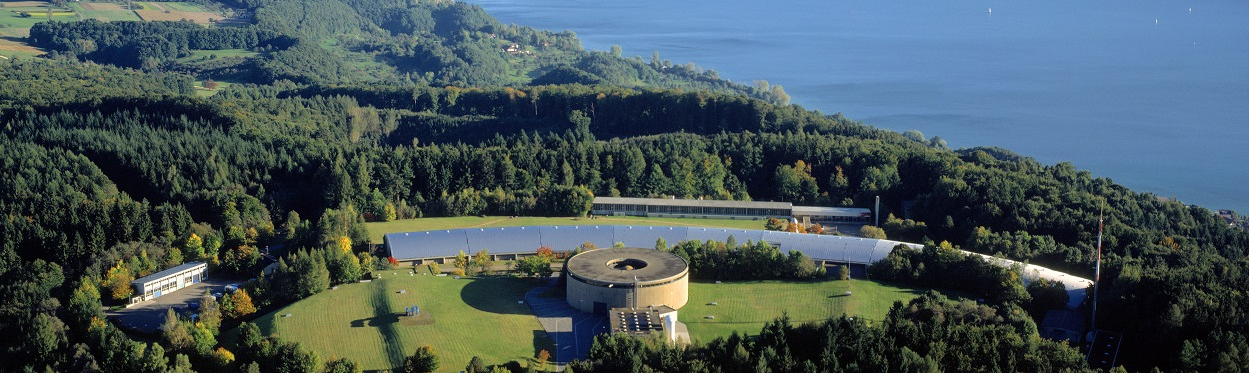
left=0, top=1, right=1247, bottom=372
left=8, top=0, right=790, bottom=104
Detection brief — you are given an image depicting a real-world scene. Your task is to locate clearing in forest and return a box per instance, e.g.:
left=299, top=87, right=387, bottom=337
left=246, top=273, right=551, bottom=371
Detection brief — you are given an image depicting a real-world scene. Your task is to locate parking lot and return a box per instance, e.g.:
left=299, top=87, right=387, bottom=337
left=107, top=278, right=234, bottom=334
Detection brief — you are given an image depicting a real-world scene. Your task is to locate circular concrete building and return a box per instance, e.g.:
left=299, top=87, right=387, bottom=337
left=565, top=248, right=689, bottom=315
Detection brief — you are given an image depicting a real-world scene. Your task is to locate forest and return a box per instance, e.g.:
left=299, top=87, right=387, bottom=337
left=2, top=0, right=1248, bottom=371
left=568, top=292, right=1091, bottom=373
left=23, top=0, right=790, bottom=104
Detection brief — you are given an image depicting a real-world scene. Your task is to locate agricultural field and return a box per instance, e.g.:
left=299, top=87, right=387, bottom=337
left=2, top=0, right=229, bottom=56
left=159, top=1, right=212, bottom=12
left=679, top=279, right=951, bottom=342
left=70, top=2, right=141, bottom=22
left=1, top=1, right=80, bottom=29
left=365, top=216, right=768, bottom=243
left=248, top=273, right=551, bottom=371
left=134, top=8, right=218, bottom=23
left=0, top=27, right=41, bottom=58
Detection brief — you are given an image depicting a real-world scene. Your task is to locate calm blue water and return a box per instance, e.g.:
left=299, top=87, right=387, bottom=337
left=474, top=0, right=1249, bottom=213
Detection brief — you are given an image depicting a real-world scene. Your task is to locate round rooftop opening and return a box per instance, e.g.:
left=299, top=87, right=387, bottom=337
left=607, top=258, right=648, bottom=271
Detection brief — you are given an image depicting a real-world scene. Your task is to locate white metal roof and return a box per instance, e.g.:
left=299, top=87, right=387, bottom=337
left=383, top=225, right=1092, bottom=307
left=385, top=226, right=915, bottom=264
left=131, top=262, right=207, bottom=286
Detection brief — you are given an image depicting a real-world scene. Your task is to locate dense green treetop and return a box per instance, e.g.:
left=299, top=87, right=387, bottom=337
left=1, top=1, right=1247, bottom=370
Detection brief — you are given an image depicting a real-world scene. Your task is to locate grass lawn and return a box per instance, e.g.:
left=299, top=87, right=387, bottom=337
left=366, top=216, right=768, bottom=243
left=248, top=273, right=550, bottom=371
left=193, top=80, right=235, bottom=97
left=679, top=279, right=949, bottom=343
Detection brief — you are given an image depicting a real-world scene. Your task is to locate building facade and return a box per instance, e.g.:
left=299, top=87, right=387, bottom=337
left=130, top=262, right=207, bottom=303
left=590, top=196, right=871, bottom=223
left=565, top=248, right=689, bottom=315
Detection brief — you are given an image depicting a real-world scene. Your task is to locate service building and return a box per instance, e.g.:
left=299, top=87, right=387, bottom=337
left=130, top=262, right=207, bottom=303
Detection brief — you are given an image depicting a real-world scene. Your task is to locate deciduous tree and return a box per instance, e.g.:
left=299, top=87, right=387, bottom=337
left=404, top=345, right=439, bottom=373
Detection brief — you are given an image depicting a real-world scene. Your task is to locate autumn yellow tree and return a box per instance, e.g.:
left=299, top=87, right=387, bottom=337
left=337, top=236, right=353, bottom=254
left=454, top=250, right=469, bottom=271
left=537, top=349, right=550, bottom=369
left=215, top=347, right=235, bottom=366
left=382, top=203, right=397, bottom=222
left=103, top=261, right=134, bottom=302
left=807, top=223, right=824, bottom=235
left=472, top=250, right=490, bottom=275
left=225, top=289, right=256, bottom=319
left=858, top=225, right=887, bottom=239
left=184, top=233, right=205, bottom=262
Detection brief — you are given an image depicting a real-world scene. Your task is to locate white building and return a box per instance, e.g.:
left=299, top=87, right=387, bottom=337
left=130, top=262, right=207, bottom=303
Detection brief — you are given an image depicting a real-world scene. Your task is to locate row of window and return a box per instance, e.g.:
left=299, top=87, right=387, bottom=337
left=136, top=271, right=204, bottom=299
left=592, top=203, right=789, bottom=217
left=806, top=215, right=872, bottom=223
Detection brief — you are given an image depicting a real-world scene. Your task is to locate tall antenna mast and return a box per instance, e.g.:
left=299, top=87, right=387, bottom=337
left=1091, top=204, right=1104, bottom=332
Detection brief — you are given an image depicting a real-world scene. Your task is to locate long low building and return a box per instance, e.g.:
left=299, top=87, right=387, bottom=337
left=130, top=262, right=207, bottom=304
left=385, top=226, right=1092, bottom=309
left=590, top=196, right=871, bottom=224
left=384, top=225, right=910, bottom=266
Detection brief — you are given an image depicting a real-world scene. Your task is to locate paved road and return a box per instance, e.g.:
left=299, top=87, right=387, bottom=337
left=106, top=279, right=233, bottom=334
left=524, top=279, right=609, bottom=366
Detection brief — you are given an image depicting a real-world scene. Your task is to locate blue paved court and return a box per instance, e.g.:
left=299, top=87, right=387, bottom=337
left=524, top=280, right=609, bottom=365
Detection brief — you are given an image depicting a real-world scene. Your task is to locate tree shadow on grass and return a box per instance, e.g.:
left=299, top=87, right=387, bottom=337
left=350, top=313, right=399, bottom=328
left=371, top=281, right=407, bottom=369
left=460, top=277, right=532, bottom=315
left=532, top=329, right=555, bottom=363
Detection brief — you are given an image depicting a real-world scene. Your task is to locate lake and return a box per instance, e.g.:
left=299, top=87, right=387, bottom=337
left=473, top=0, right=1249, bottom=213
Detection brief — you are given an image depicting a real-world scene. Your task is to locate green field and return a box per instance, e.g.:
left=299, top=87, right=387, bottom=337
left=1, top=9, right=79, bottom=28
left=250, top=273, right=550, bottom=371
left=178, top=48, right=260, bottom=62
left=159, top=1, right=212, bottom=12
left=366, top=216, right=768, bottom=243
left=679, top=279, right=945, bottom=342
left=193, top=80, right=235, bottom=97
left=66, top=3, right=141, bottom=22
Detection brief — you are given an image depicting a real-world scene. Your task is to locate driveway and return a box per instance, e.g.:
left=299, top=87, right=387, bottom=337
left=524, top=279, right=609, bottom=367
left=107, top=278, right=234, bottom=334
